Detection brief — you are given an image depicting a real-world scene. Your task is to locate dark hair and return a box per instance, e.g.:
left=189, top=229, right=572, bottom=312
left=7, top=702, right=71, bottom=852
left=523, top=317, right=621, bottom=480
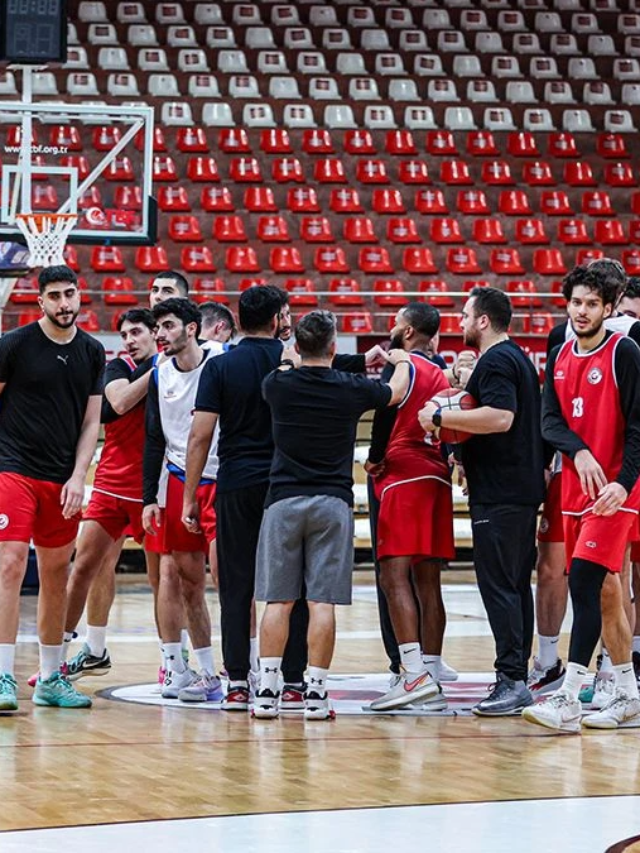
left=468, top=286, right=512, bottom=332
left=274, top=286, right=289, bottom=309
left=623, top=277, right=640, bottom=301
left=38, top=264, right=77, bottom=293
left=238, top=285, right=282, bottom=334
left=199, top=301, right=236, bottom=337
left=561, top=264, right=624, bottom=307
left=295, top=310, right=337, bottom=358
left=117, top=308, right=156, bottom=332
left=153, top=297, right=202, bottom=338
left=153, top=270, right=189, bottom=297
left=587, top=257, right=626, bottom=285
left=401, top=302, right=440, bottom=338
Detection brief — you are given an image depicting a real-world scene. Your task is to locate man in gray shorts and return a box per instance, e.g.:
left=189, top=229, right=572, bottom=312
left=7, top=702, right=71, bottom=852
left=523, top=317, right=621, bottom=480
left=253, top=310, right=411, bottom=720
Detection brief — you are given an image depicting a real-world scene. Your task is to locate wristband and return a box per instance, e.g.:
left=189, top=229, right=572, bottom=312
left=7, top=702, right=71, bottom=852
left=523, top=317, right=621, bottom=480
left=432, top=407, right=442, bottom=428
left=280, top=359, right=295, bottom=368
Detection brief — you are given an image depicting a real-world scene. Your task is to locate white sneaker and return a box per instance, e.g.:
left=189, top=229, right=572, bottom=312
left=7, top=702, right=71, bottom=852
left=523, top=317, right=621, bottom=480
left=252, top=688, right=280, bottom=719
left=583, top=689, right=640, bottom=729
left=178, top=672, right=224, bottom=703
left=418, top=686, right=448, bottom=712
left=249, top=669, right=260, bottom=700
left=439, top=659, right=459, bottom=682
left=522, top=691, right=582, bottom=733
left=161, top=668, right=198, bottom=699
left=370, top=669, right=438, bottom=712
left=591, top=673, right=615, bottom=710
left=304, top=690, right=334, bottom=720
left=389, top=672, right=402, bottom=689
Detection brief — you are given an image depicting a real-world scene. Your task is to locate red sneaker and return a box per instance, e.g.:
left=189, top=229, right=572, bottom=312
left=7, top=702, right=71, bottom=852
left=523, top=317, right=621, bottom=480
left=222, top=684, right=250, bottom=711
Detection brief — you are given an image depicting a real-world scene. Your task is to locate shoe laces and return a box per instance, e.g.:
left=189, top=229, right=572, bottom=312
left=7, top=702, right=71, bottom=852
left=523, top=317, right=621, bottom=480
left=0, top=673, right=17, bottom=689
left=547, top=692, right=574, bottom=709
left=601, top=689, right=632, bottom=712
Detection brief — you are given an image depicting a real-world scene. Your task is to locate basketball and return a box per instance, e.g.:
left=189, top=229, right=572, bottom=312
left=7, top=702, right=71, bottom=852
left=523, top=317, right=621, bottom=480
left=429, top=387, right=478, bottom=444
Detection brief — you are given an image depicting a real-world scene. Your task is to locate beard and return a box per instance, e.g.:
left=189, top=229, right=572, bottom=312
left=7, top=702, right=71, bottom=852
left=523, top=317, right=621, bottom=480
left=389, top=331, right=404, bottom=350
left=46, top=308, right=78, bottom=329
left=462, top=327, right=479, bottom=349
left=570, top=316, right=604, bottom=338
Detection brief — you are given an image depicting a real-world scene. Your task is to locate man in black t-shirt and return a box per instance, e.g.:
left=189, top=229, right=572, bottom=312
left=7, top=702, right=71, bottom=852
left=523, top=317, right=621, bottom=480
left=420, top=287, right=545, bottom=716
left=0, top=265, right=104, bottom=713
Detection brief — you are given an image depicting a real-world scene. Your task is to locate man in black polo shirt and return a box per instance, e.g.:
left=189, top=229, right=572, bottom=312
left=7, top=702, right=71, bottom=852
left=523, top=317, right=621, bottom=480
left=419, top=287, right=545, bottom=716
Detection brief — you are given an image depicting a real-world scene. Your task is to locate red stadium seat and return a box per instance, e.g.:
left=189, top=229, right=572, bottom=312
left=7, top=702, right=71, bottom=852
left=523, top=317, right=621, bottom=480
left=467, top=131, right=499, bottom=157
left=547, top=133, right=579, bottom=159
left=533, top=249, right=567, bottom=275
left=358, top=247, right=392, bottom=273
left=426, top=131, right=458, bottom=156
left=315, top=247, right=349, bottom=273
left=229, top=157, right=263, bottom=183
left=10, top=276, right=39, bottom=304
left=182, top=246, right=217, bottom=272
left=415, top=189, right=448, bottom=214
left=288, top=187, right=321, bottom=213
left=238, top=278, right=267, bottom=291
left=447, top=247, right=481, bottom=274
left=213, top=215, right=247, bottom=242
left=403, top=248, right=437, bottom=274
left=299, top=216, right=335, bottom=243
left=91, top=246, right=125, bottom=272
left=135, top=126, right=166, bottom=152
left=344, top=217, right=378, bottom=243
left=218, top=128, right=251, bottom=153
left=284, top=278, right=318, bottom=306
left=540, top=191, right=573, bottom=216
left=260, top=129, right=292, bottom=154
left=244, top=187, right=277, bottom=212
left=106, top=157, right=134, bottom=182
left=63, top=246, right=80, bottom=273
left=630, top=221, right=640, bottom=244
left=522, top=161, right=556, bottom=186
left=463, top=280, right=490, bottom=292
left=158, top=186, right=191, bottom=212
left=498, top=190, right=532, bottom=216
left=328, top=279, right=364, bottom=306
left=430, top=218, right=463, bottom=243
left=385, top=130, right=417, bottom=156
left=398, top=160, right=431, bottom=185
left=576, top=248, right=604, bottom=265
left=169, top=215, right=203, bottom=242
left=490, top=248, right=524, bottom=274
left=18, top=308, right=43, bottom=326
left=506, top=280, right=542, bottom=308
left=329, top=188, right=363, bottom=214
left=201, top=187, right=234, bottom=212
left=594, top=219, right=629, bottom=245
left=152, top=155, right=178, bottom=182
left=582, top=191, right=614, bottom=216
left=102, top=276, right=138, bottom=306
left=564, top=162, right=597, bottom=187
left=521, top=312, right=555, bottom=336
left=373, top=279, right=408, bottom=306
left=604, top=163, right=637, bottom=187
left=272, top=157, right=305, bottom=183
left=50, top=125, right=82, bottom=151
left=440, top=159, right=473, bottom=185
left=372, top=189, right=406, bottom=214
left=226, top=246, right=260, bottom=272
left=516, top=218, right=549, bottom=244
left=597, top=133, right=629, bottom=159
left=60, top=155, right=90, bottom=181
left=481, top=161, right=515, bottom=186
left=176, top=127, right=209, bottom=153
left=622, top=250, right=640, bottom=275
left=550, top=280, right=567, bottom=308
left=257, top=215, right=291, bottom=242
left=439, top=313, right=462, bottom=334
left=557, top=219, right=592, bottom=245
left=93, top=126, right=121, bottom=151
left=314, top=158, right=347, bottom=183
left=419, top=280, right=455, bottom=307
left=78, top=186, right=103, bottom=210
left=192, top=278, right=229, bottom=304
left=507, top=132, right=539, bottom=158
left=187, top=157, right=220, bottom=182
left=302, top=129, right=334, bottom=154
left=387, top=217, right=420, bottom=244
left=344, top=130, right=376, bottom=155
left=473, top=219, right=506, bottom=244
left=32, top=185, right=59, bottom=211
left=340, top=312, right=373, bottom=334
left=77, top=310, right=100, bottom=333
left=135, top=246, right=169, bottom=272
left=356, top=159, right=389, bottom=184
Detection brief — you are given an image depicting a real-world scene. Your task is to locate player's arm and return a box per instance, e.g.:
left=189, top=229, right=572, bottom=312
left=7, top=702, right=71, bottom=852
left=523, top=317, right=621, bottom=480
left=142, top=371, right=166, bottom=534
left=383, top=349, right=412, bottom=405
left=61, top=394, right=102, bottom=520
left=105, top=358, right=155, bottom=416
left=366, top=363, right=397, bottom=473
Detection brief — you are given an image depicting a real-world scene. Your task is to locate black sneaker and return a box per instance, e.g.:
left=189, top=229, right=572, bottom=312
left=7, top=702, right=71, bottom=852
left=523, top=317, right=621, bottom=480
left=527, top=657, right=566, bottom=694
left=472, top=672, right=533, bottom=716
left=633, top=651, right=640, bottom=683
left=65, top=643, right=111, bottom=681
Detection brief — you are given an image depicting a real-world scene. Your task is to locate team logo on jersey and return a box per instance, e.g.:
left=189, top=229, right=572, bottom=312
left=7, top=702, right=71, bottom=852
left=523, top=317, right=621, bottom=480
left=539, top=517, right=549, bottom=534
left=57, top=355, right=69, bottom=365
left=554, top=370, right=564, bottom=380
left=0, top=514, right=9, bottom=530
left=585, top=540, right=597, bottom=549
left=587, top=368, right=603, bottom=385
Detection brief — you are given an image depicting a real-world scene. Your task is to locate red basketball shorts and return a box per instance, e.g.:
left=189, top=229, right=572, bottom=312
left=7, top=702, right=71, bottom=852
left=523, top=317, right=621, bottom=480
left=564, top=509, right=637, bottom=573
left=376, top=476, right=455, bottom=561
left=164, top=472, right=216, bottom=554
left=629, top=516, right=640, bottom=563
left=143, top=508, right=168, bottom=555
left=0, top=471, right=81, bottom=548
left=83, top=489, right=145, bottom=543
left=538, top=472, right=564, bottom=544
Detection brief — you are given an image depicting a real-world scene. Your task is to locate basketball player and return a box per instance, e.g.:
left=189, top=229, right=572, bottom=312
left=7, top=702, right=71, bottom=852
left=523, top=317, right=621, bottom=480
left=365, top=303, right=455, bottom=712
left=143, top=299, right=222, bottom=702
left=523, top=265, right=640, bottom=732
left=0, top=265, right=104, bottom=711
left=420, top=287, right=545, bottom=716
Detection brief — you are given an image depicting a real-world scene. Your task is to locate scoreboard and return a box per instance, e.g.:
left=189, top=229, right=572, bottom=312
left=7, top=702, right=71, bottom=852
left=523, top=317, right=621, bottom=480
left=0, top=0, right=67, bottom=64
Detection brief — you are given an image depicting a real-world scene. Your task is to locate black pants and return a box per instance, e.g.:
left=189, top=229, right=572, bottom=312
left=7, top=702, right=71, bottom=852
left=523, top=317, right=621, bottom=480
left=216, top=482, right=308, bottom=682
left=470, top=503, right=536, bottom=683
left=367, top=476, right=401, bottom=673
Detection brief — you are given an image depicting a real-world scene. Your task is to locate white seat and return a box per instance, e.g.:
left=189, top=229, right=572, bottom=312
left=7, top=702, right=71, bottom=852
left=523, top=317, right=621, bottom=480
left=269, top=76, right=301, bottom=99
left=553, top=0, right=581, bottom=8
left=568, top=57, right=598, bottom=80
left=530, top=57, right=560, bottom=78
left=206, top=28, right=237, bottom=48
left=497, top=10, right=526, bottom=30
left=178, top=49, right=209, bottom=73
left=107, top=72, right=140, bottom=97
left=228, top=75, right=260, bottom=98
left=32, top=72, right=58, bottom=96
left=349, top=77, right=381, bottom=101
left=187, top=75, right=220, bottom=98
left=148, top=73, right=180, bottom=97
left=414, top=54, right=444, bottom=76
left=445, top=106, right=477, bottom=129
left=194, top=4, right=223, bottom=25
left=375, top=54, right=407, bottom=76
left=523, top=108, right=556, bottom=131
left=549, top=34, right=579, bottom=54
left=404, top=106, right=437, bottom=130
left=243, top=104, right=275, bottom=128
left=491, top=56, right=522, bottom=77
left=592, top=0, right=618, bottom=9
left=461, top=9, right=488, bottom=28
left=422, top=9, right=451, bottom=28
left=347, top=7, right=376, bottom=26
left=88, top=24, right=118, bottom=45
left=535, top=12, right=564, bottom=31
left=127, top=24, right=158, bottom=46
left=361, top=30, right=391, bottom=51
left=202, top=103, right=235, bottom=126
left=475, top=32, right=504, bottom=53
left=385, top=8, right=414, bottom=28
left=519, top=0, right=546, bottom=6
left=437, top=31, right=467, bottom=53
left=308, top=77, right=339, bottom=99
left=467, top=80, right=498, bottom=102
left=545, top=81, right=576, bottom=103
left=583, top=81, right=614, bottom=104
left=66, top=72, right=100, bottom=96
left=283, top=104, right=317, bottom=128
left=388, top=78, right=420, bottom=101
left=563, top=109, right=595, bottom=132
left=0, top=71, right=17, bottom=95
left=483, top=107, right=516, bottom=130
left=604, top=110, right=636, bottom=132
left=364, top=105, right=397, bottom=129
left=232, top=5, right=262, bottom=25
left=619, top=14, right=640, bottom=34
left=156, top=4, right=184, bottom=24
left=117, top=2, right=146, bottom=23
left=217, top=51, right=248, bottom=73
left=271, top=5, right=300, bottom=26
left=309, top=6, right=338, bottom=26
left=398, top=32, right=428, bottom=54
left=622, top=83, right=640, bottom=104
left=322, top=29, right=352, bottom=50
left=428, top=79, right=459, bottom=101
left=67, top=23, right=79, bottom=45
left=613, top=58, right=640, bottom=80
left=78, top=2, right=107, bottom=22
left=571, top=13, right=600, bottom=33
left=245, top=27, right=276, bottom=49
left=98, top=47, right=130, bottom=70
left=588, top=35, right=617, bottom=55
left=480, top=0, right=509, bottom=6
left=298, top=52, right=328, bottom=74
left=336, top=53, right=365, bottom=75
left=167, top=26, right=197, bottom=47
left=506, top=81, right=537, bottom=102
left=625, top=35, right=640, bottom=56
left=283, top=28, right=314, bottom=49
left=512, top=33, right=541, bottom=53
left=137, top=49, right=169, bottom=71
left=65, top=46, right=89, bottom=68
left=324, top=105, right=356, bottom=128
left=453, top=55, right=483, bottom=77
left=257, top=51, right=288, bottom=74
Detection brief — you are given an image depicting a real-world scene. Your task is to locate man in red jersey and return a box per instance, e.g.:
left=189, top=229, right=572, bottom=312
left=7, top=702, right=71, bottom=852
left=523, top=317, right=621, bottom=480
left=524, top=264, right=640, bottom=732
left=365, top=303, right=454, bottom=712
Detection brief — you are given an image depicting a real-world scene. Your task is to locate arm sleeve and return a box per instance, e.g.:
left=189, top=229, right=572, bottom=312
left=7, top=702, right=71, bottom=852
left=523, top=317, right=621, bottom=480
left=614, top=338, right=640, bottom=493
left=541, top=346, right=589, bottom=458
left=546, top=322, right=567, bottom=357
left=101, top=358, right=132, bottom=424
left=474, top=356, right=518, bottom=413
left=194, top=358, right=222, bottom=413
left=129, top=357, right=155, bottom=382
left=368, top=363, right=397, bottom=463
left=91, top=344, right=106, bottom=395
left=142, top=371, right=166, bottom=506
left=333, top=353, right=366, bottom=374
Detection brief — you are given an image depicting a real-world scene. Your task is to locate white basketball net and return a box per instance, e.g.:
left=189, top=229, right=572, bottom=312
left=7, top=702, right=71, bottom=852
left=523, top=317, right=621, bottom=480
left=15, top=213, right=78, bottom=268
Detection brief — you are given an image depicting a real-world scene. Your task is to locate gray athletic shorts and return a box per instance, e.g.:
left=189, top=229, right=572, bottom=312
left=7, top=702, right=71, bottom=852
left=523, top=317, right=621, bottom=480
left=255, top=495, right=354, bottom=605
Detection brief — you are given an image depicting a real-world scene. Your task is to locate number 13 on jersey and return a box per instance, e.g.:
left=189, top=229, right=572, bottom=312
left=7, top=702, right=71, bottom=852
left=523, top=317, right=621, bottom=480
left=572, top=396, right=584, bottom=418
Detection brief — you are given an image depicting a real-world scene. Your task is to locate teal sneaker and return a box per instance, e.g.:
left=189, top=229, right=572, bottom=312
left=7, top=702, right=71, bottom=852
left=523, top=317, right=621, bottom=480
left=65, top=643, right=111, bottom=681
left=0, top=673, right=18, bottom=711
left=32, top=671, right=92, bottom=708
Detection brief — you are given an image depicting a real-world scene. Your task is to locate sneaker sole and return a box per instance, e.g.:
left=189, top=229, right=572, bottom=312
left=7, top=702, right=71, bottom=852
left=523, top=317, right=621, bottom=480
left=178, top=694, right=224, bottom=703
left=370, top=680, right=438, bottom=712
left=0, top=699, right=18, bottom=711
left=222, top=702, right=249, bottom=711
left=281, top=701, right=305, bottom=711
left=418, top=695, right=448, bottom=712
left=32, top=696, right=92, bottom=708
left=522, top=707, right=581, bottom=733
left=528, top=673, right=566, bottom=695
left=304, top=708, right=335, bottom=720
left=439, top=672, right=459, bottom=683
left=252, top=707, right=279, bottom=719
left=472, top=697, right=534, bottom=717
left=582, top=715, right=640, bottom=730
left=67, top=666, right=111, bottom=682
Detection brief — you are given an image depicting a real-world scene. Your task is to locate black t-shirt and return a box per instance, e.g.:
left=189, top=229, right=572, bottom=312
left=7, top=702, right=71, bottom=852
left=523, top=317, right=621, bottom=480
left=101, top=356, right=154, bottom=424
left=0, top=322, right=105, bottom=483
left=461, top=339, right=545, bottom=507
left=262, top=366, right=392, bottom=507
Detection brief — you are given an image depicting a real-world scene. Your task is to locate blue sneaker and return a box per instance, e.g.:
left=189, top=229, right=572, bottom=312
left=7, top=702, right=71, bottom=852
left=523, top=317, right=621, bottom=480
left=32, top=671, right=92, bottom=708
left=0, top=673, right=18, bottom=711
left=178, top=672, right=224, bottom=703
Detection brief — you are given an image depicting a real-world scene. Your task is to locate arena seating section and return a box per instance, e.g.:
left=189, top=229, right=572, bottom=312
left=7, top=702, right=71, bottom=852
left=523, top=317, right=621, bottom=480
left=2, top=0, right=640, bottom=335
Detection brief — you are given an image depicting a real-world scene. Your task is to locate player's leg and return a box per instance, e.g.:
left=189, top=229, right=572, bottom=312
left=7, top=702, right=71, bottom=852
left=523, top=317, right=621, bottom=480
left=529, top=541, right=567, bottom=693
left=633, top=559, right=640, bottom=681
left=281, top=596, right=309, bottom=709
left=157, top=553, right=195, bottom=697
left=411, top=559, right=447, bottom=683
left=0, top=540, right=31, bottom=710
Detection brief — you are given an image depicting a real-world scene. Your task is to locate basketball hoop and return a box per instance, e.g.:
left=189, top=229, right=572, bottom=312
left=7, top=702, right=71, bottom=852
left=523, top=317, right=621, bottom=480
left=15, top=213, right=78, bottom=268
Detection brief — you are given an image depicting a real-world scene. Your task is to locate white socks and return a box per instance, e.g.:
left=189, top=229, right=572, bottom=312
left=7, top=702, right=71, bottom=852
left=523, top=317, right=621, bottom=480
left=40, top=644, right=63, bottom=680
left=538, top=635, right=560, bottom=669
left=399, top=642, right=423, bottom=674
left=600, top=647, right=613, bottom=674
left=194, top=646, right=215, bottom=676
left=613, top=662, right=639, bottom=698
left=0, top=644, right=16, bottom=676
left=181, top=629, right=189, bottom=653
left=423, top=655, right=440, bottom=681
left=163, top=642, right=186, bottom=674
left=307, top=666, right=328, bottom=695
left=86, top=625, right=107, bottom=658
left=260, top=656, right=282, bottom=694
left=562, top=662, right=588, bottom=701
left=633, top=636, right=640, bottom=656
left=250, top=637, right=260, bottom=674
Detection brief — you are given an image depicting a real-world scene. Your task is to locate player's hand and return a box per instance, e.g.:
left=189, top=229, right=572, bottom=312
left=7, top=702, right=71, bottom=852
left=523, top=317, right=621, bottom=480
left=364, top=459, right=385, bottom=478
left=143, top=503, right=162, bottom=536
left=182, top=499, right=201, bottom=533
left=574, top=449, right=608, bottom=501
left=593, top=482, right=628, bottom=517
left=364, top=344, right=388, bottom=367
left=60, top=475, right=85, bottom=519
left=385, top=349, right=411, bottom=367
left=418, top=401, right=439, bottom=433
left=456, top=351, right=477, bottom=373
left=281, top=345, right=301, bottom=368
